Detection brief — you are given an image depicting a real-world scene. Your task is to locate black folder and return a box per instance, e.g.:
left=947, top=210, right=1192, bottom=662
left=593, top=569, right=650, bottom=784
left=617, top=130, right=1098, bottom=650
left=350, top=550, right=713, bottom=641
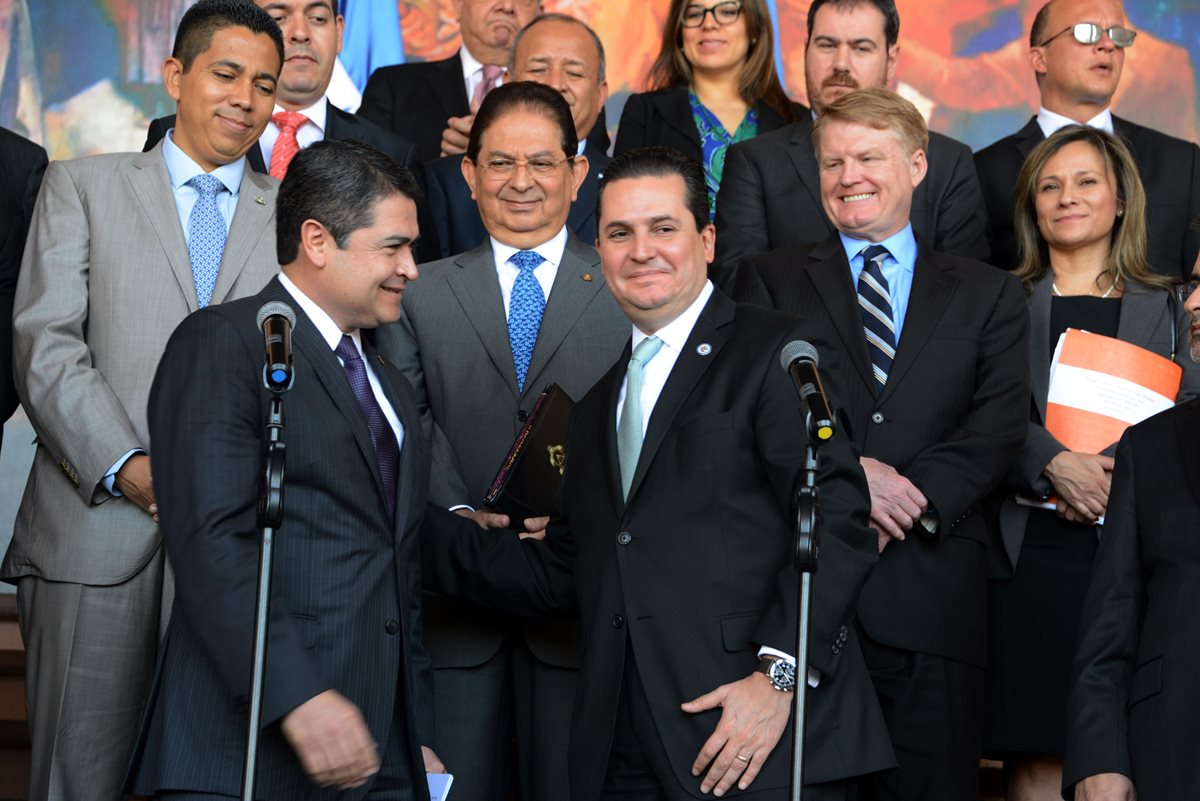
left=482, top=383, right=575, bottom=523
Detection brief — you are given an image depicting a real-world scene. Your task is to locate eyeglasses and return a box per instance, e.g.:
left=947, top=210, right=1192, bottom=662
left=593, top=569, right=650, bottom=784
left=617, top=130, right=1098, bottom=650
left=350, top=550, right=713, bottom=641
left=1175, top=277, right=1200, bottom=304
left=681, top=1, right=743, bottom=28
left=1039, top=22, right=1137, bottom=48
left=477, top=156, right=573, bottom=178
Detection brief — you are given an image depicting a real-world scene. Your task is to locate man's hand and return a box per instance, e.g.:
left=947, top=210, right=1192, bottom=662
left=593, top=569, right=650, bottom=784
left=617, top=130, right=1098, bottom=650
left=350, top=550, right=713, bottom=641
left=1075, top=772, right=1136, bottom=801
left=519, top=515, right=550, bottom=541
left=281, top=690, right=379, bottom=789
left=859, top=456, right=927, bottom=547
left=440, top=114, right=474, bottom=157
left=681, top=672, right=791, bottom=796
left=115, top=453, right=157, bottom=521
left=1046, top=451, right=1114, bottom=523
left=455, top=507, right=510, bottom=530
left=422, top=745, right=446, bottom=774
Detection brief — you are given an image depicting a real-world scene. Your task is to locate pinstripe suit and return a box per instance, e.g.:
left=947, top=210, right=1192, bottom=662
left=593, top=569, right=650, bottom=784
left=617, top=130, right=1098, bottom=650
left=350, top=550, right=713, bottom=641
left=126, top=276, right=435, bottom=800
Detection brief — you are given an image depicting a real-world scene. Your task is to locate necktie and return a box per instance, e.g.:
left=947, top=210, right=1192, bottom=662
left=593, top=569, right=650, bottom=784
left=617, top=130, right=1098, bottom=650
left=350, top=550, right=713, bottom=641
left=186, top=174, right=227, bottom=308
left=508, top=250, right=546, bottom=393
left=269, top=111, right=308, bottom=180
left=857, top=244, right=896, bottom=392
left=335, top=335, right=400, bottom=519
left=617, top=336, right=664, bottom=500
left=471, top=64, right=505, bottom=112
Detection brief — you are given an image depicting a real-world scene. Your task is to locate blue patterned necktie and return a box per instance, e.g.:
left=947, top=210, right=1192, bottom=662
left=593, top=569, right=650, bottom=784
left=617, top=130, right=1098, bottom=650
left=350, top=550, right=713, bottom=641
left=186, top=174, right=228, bottom=308
left=617, top=336, right=664, bottom=499
left=335, top=335, right=400, bottom=519
left=857, top=244, right=896, bottom=392
left=508, top=250, right=546, bottom=393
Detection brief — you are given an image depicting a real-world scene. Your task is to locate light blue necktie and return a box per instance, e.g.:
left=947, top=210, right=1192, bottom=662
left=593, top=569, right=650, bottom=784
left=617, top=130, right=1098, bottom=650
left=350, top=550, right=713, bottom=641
left=186, top=174, right=228, bottom=308
left=508, top=250, right=546, bottom=393
left=617, top=336, right=664, bottom=499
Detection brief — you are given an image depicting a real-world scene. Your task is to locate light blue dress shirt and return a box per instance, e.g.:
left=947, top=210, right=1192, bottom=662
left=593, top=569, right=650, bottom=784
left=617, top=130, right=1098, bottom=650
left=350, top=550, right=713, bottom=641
left=840, top=223, right=918, bottom=341
left=162, top=129, right=244, bottom=240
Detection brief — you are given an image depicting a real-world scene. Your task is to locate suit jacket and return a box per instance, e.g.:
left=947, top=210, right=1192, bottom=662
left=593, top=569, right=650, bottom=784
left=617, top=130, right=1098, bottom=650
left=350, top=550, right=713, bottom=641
left=735, top=235, right=1030, bottom=666
left=0, top=127, right=47, bottom=447
left=422, top=291, right=895, bottom=799
left=712, top=113, right=991, bottom=292
left=378, top=232, right=629, bottom=669
left=144, top=102, right=440, bottom=263
left=359, top=51, right=472, bottom=163
left=0, top=143, right=279, bottom=588
left=127, top=277, right=434, bottom=799
left=613, top=84, right=798, bottom=164
left=1062, top=398, right=1200, bottom=801
left=974, top=116, right=1200, bottom=279
left=995, top=277, right=1200, bottom=575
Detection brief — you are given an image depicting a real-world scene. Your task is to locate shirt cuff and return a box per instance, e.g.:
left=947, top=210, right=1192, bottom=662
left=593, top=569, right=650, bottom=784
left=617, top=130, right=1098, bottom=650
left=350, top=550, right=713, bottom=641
left=103, top=449, right=145, bottom=496
left=757, top=646, right=820, bottom=688
left=448, top=504, right=475, bottom=513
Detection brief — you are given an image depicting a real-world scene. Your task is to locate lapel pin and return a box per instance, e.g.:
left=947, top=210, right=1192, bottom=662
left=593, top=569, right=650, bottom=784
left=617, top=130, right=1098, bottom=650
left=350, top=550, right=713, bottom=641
left=255, top=196, right=266, bottom=205
left=696, top=343, right=712, bottom=356
left=582, top=273, right=593, bottom=282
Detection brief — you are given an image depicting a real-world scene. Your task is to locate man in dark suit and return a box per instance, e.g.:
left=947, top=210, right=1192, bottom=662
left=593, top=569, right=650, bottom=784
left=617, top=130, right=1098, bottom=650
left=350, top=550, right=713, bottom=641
left=425, top=13, right=610, bottom=259
left=358, top=0, right=542, bottom=162
left=144, top=0, right=438, bottom=263
left=974, top=0, right=1200, bottom=278
left=0, top=126, right=46, bottom=451
left=712, top=0, right=989, bottom=291
left=1061, top=268, right=1200, bottom=801
left=735, top=88, right=1030, bottom=801
left=1, top=3, right=284, bottom=797
left=421, top=145, right=893, bottom=801
left=127, top=140, right=445, bottom=799
left=379, top=81, right=628, bottom=801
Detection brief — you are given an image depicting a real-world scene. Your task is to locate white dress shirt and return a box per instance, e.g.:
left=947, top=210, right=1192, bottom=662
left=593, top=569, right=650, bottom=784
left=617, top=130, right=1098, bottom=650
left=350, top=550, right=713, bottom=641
left=460, top=47, right=505, bottom=104
left=491, top=227, right=568, bottom=319
left=259, top=96, right=329, bottom=167
left=1036, top=106, right=1115, bottom=138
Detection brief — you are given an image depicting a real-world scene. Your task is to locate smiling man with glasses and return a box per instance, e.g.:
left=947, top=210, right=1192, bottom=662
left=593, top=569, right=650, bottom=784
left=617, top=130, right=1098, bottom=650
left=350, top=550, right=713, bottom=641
left=974, top=0, right=1200, bottom=279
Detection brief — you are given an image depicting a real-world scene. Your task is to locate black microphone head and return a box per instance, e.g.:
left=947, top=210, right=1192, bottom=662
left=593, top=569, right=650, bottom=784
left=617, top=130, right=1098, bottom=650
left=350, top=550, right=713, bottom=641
left=779, top=340, right=819, bottom=372
left=257, top=301, right=297, bottom=332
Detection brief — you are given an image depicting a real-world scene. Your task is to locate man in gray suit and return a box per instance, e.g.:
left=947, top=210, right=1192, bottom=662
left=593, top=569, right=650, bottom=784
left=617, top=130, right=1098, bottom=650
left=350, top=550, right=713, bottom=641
left=379, top=81, right=628, bottom=801
left=0, top=2, right=284, bottom=798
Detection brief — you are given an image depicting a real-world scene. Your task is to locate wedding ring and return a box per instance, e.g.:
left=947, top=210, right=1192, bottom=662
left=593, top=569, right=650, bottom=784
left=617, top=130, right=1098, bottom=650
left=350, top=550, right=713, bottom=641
left=735, top=753, right=750, bottom=763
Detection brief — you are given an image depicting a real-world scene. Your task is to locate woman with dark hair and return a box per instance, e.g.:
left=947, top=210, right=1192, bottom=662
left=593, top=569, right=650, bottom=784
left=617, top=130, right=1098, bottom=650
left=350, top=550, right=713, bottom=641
left=613, top=0, right=798, bottom=220
left=984, top=124, right=1200, bottom=801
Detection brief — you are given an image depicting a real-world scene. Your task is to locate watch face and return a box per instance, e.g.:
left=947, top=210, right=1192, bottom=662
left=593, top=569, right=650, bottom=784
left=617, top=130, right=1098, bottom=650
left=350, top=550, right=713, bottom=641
left=769, top=659, right=797, bottom=690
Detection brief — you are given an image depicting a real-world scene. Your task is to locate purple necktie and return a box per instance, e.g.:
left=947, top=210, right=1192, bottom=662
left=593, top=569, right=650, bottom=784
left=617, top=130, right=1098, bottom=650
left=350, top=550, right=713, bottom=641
left=335, top=335, right=400, bottom=518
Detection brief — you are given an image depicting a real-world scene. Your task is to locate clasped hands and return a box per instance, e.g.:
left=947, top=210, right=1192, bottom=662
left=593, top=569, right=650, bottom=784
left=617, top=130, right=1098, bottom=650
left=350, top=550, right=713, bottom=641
left=860, top=456, right=927, bottom=552
left=456, top=507, right=549, bottom=540
left=1045, top=450, right=1114, bottom=525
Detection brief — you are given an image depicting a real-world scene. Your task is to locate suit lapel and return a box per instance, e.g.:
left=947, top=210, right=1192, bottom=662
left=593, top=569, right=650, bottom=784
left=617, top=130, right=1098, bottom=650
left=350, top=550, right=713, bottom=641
left=1029, top=276, right=1053, bottom=422
left=808, top=237, right=875, bottom=393
left=567, top=146, right=608, bottom=236
left=1014, top=117, right=1045, bottom=163
left=434, top=51, right=471, bottom=121
left=626, top=292, right=733, bottom=504
left=211, top=167, right=277, bottom=304
left=126, top=146, right=200, bottom=310
left=1115, top=282, right=1166, bottom=355
left=324, top=101, right=352, bottom=139
left=602, top=347, right=631, bottom=513
left=523, top=235, right=605, bottom=395
left=881, top=245, right=955, bottom=403
left=445, top=243, right=520, bottom=398
left=247, top=141, right=267, bottom=174
left=753, top=100, right=794, bottom=135
left=654, top=87, right=702, bottom=151
left=784, top=117, right=831, bottom=235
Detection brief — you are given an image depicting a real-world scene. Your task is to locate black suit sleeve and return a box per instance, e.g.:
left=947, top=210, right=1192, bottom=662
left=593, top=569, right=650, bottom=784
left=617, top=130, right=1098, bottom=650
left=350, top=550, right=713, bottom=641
left=613, top=93, right=651, bottom=157
left=149, top=311, right=328, bottom=727
left=713, top=144, right=771, bottom=293
left=927, top=137, right=991, bottom=261
left=1062, top=431, right=1141, bottom=792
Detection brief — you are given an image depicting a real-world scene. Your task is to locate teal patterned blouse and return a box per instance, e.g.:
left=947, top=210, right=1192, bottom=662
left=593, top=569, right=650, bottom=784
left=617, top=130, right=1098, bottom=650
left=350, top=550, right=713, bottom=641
left=688, top=90, right=759, bottom=220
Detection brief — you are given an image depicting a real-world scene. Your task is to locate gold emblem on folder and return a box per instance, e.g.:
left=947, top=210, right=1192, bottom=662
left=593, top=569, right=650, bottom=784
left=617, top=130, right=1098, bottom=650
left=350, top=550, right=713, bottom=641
left=547, top=444, right=566, bottom=476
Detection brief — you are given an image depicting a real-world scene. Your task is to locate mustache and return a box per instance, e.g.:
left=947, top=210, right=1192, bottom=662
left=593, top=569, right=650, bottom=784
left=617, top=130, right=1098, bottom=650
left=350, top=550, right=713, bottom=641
left=285, top=44, right=319, bottom=61
left=822, top=70, right=859, bottom=89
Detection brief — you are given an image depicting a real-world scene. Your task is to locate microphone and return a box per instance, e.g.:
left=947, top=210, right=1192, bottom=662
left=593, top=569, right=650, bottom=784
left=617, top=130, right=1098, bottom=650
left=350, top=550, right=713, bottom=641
left=256, top=301, right=296, bottom=393
left=779, top=340, right=836, bottom=442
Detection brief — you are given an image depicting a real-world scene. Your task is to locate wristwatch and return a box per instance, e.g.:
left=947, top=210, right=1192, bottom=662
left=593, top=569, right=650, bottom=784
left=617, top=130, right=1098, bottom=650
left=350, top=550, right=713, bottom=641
left=755, top=656, right=797, bottom=692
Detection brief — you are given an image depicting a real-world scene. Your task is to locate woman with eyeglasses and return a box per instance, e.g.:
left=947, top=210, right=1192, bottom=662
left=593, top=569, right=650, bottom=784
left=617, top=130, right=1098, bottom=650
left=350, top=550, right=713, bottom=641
left=613, top=0, right=798, bottom=221
left=983, top=125, right=1199, bottom=801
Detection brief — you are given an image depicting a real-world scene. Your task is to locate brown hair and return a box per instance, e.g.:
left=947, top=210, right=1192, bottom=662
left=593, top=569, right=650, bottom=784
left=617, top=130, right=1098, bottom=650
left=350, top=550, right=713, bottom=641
left=811, top=86, right=928, bottom=156
left=646, top=0, right=796, bottom=123
left=1012, top=125, right=1171, bottom=290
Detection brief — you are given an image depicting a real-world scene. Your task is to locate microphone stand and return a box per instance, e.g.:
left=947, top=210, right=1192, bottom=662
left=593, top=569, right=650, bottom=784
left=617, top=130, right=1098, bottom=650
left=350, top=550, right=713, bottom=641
left=242, top=381, right=289, bottom=801
left=789, top=438, right=822, bottom=801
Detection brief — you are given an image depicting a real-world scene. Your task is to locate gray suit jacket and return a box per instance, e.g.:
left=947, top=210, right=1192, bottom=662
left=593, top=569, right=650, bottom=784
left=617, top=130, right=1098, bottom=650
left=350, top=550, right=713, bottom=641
left=1, top=143, right=280, bottom=587
left=996, top=276, right=1200, bottom=574
left=377, top=232, right=628, bottom=668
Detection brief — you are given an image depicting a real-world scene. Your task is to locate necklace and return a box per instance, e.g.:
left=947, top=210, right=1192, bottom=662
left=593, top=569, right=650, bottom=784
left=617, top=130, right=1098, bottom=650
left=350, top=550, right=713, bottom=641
left=1051, top=280, right=1116, bottom=299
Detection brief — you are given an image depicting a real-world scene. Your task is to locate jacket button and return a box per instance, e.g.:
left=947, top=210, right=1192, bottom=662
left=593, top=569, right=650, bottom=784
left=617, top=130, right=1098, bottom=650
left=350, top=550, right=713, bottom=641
left=831, top=643, right=841, bottom=655
left=871, top=412, right=885, bottom=424
left=617, top=531, right=632, bottom=545
left=385, top=619, right=399, bottom=635
left=517, top=409, right=528, bottom=422
left=611, top=614, right=624, bottom=629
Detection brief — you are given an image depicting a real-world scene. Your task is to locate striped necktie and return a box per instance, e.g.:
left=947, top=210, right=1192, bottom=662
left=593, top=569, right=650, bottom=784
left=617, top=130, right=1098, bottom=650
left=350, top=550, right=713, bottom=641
left=857, top=244, right=896, bottom=392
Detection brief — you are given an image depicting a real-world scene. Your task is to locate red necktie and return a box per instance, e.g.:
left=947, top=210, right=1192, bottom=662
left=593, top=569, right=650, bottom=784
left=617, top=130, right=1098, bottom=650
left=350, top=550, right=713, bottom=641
left=470, top=65, right=505, bottom=112
left=269, top=111, right=308, bottom=180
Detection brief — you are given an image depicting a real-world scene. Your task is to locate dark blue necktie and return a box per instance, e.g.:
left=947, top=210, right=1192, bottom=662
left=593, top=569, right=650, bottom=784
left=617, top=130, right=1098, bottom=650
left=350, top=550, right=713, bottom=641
left=508, top=250, right=546, bottom=393
left=858, top=244, right=896, bottom=392
left=335, top=335, right=400, bottom=519
left=186, top=173, right=227, bottom=307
